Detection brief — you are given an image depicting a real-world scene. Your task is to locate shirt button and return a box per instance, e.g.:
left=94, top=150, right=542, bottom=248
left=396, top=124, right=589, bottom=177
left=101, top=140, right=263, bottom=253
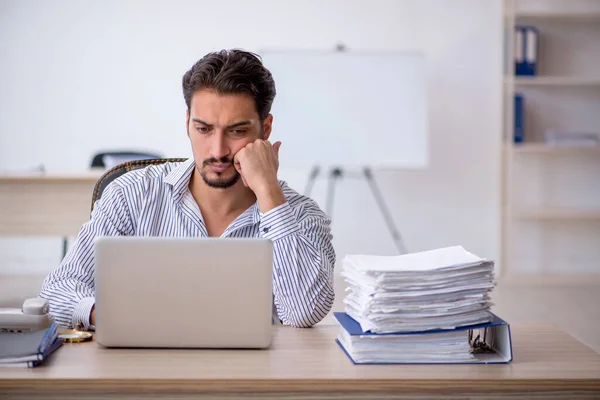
left=263, top=227, right=270, bottom=233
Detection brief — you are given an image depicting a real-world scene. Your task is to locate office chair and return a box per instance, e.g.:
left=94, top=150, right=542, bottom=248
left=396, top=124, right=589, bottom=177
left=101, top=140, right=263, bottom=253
left=60, top=157, right=187, bottom=260
left=60, top=152, right=164, bottom=259
left=91, top=158, right=188, bottom=212
left=90, top=151, right=163, bottom=169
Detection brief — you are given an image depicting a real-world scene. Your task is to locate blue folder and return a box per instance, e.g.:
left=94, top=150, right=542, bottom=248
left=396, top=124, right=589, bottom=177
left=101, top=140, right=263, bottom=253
left=514, top=93, right=525, bottom=144
left=334, top=312, right=513, bottom=364
left=524, top=26, right=539, bottom=76
left=0, top=323, right=63, bottom=368
left=515, top=26, right=526, bottom=76
left=515, top=26, right=538, bottom=76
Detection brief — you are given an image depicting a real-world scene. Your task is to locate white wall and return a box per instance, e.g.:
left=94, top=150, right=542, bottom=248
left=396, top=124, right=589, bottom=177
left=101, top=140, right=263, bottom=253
left=0, top=0, right=503, bottom=310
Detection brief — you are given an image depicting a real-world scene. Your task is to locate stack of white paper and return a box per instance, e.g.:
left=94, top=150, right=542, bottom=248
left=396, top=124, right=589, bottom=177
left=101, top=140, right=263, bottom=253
left=338, top=327, right=474, bottom=364
left=341, top=246, right=495, bottom=334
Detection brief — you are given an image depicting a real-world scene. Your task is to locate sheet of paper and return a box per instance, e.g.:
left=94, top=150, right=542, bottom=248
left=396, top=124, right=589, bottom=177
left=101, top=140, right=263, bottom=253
left=343, top=245, right=486, bottom=272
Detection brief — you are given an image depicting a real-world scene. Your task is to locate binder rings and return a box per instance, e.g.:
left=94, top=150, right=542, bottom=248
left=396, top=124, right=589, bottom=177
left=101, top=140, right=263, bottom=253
left=334, top=312, right=513, bottom=364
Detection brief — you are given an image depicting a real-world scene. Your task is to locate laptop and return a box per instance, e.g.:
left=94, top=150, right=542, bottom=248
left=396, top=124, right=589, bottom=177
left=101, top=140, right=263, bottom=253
left=93, top=237, right=273, bottom=349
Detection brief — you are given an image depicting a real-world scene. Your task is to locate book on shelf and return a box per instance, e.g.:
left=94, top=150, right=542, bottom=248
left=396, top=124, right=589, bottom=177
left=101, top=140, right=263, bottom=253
left=514, top=93, right=525, bottom=143
left=544, top=131, right=599, bottom=147
left=515, top=26, right=538, bottom=76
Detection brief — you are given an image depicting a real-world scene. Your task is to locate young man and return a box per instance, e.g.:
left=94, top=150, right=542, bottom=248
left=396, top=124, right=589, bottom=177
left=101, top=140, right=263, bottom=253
left=40, top=49, right=335, bottom=329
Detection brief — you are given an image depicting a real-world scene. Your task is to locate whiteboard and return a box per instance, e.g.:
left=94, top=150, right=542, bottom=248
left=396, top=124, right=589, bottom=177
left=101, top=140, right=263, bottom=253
left=260, top=51, right=428, bottom=169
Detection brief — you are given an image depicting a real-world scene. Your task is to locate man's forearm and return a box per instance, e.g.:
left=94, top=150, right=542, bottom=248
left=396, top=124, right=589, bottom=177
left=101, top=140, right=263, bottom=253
left=271, top=234, right=335, bottom=327
left=258, top=201, right=336, bottom=327
left=39, top=182, right=130, bottom=330
left=255, top=184, right=286, bottom=214
left=39, top=278, right=95, bottom=329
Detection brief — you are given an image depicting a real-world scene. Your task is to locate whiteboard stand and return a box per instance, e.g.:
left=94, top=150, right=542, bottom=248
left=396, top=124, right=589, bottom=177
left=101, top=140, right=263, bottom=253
left=305, top=166, right=408, bottom=255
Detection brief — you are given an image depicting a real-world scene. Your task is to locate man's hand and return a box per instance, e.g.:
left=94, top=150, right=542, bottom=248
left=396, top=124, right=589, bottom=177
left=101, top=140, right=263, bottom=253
left=90, top=306, right=95, bottom=326
left=234, top=140, right=286, bottom=213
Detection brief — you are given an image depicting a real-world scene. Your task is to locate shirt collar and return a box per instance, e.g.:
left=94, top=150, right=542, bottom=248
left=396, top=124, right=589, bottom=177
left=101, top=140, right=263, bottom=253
left=164, top=158, right=196, bottom=202
left=164, top=158, right=261, bottom=226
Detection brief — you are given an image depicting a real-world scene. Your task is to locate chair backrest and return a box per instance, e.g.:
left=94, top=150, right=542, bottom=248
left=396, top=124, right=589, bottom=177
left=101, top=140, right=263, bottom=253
left=91, top=158, right=188, bottom=212
left=90, top=151, right=163, bottom=168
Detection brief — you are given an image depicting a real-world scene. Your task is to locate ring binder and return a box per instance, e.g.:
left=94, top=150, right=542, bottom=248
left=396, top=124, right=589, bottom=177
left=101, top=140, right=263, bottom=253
left=335, top=312, right=513, bottom=364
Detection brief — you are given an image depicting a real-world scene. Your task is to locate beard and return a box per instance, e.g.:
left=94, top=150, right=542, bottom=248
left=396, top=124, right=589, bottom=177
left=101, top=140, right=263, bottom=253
left=198, top=156, right=241, bottom=189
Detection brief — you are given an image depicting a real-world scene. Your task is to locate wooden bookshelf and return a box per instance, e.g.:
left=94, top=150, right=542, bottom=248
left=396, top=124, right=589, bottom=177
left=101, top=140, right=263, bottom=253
left=502, top=0, right=600, bottom=280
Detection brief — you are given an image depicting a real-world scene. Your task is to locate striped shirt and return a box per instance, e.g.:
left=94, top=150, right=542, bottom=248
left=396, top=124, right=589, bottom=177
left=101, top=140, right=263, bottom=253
left=39, top=159, right=336, bottom=329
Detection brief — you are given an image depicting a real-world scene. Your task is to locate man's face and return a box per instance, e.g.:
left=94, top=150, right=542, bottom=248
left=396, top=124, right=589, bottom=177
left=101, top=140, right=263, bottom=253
left=186, top=89, right=272, bottom=189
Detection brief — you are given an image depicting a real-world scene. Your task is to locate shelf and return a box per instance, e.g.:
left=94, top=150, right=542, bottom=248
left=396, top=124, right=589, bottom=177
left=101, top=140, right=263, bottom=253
left=509, top=12, right=600, bottom=21
left=498, top=274, right=600, bottom=285
left=505, top=77, right=600, bottom=87
left=512, top=208, right=600, bottom=220
left=510, top=144, right=600, bottom=154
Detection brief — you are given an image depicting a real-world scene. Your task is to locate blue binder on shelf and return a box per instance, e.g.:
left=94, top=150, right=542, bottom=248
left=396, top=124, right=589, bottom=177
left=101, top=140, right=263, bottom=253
left=515, top=26, right=538, bottom=76
left=334, top=312, right=513, bottom=365
left=514, top=93, right=525, bottom=144
left=515, top=26, right=526, bottom=75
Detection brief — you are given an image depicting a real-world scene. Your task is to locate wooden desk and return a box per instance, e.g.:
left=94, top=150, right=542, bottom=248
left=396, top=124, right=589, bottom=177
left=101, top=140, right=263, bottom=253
left=0, top=174, right=100, bottom=236
left=1, top=325, right=599, bottom=399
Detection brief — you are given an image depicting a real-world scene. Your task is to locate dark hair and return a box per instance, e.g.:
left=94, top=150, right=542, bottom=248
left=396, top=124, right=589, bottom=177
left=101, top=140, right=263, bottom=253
left=182, top=49, right=276, bottom=120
